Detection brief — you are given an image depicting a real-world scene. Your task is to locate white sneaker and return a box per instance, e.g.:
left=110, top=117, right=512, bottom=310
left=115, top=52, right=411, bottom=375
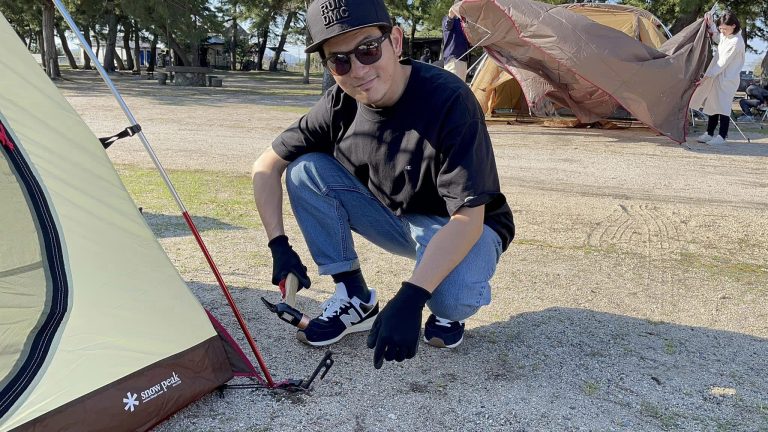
left=695, top=133, right=713, bottom=143
left=708, top=135, right=727, bottom=146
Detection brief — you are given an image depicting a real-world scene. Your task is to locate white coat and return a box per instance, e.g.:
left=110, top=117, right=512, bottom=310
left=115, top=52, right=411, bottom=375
left=690, top=27, right=746, bottom=116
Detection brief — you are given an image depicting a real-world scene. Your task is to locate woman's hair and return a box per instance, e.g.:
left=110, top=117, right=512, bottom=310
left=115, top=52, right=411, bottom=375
left=717, top=11, right=741, bottom=34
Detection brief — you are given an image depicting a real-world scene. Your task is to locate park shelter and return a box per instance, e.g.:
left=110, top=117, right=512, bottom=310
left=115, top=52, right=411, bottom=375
left=454, top=0, right=710, bottom=142
left=470, top=2, right=669, bottom=117
left=0, top=12, right=255, bottom=432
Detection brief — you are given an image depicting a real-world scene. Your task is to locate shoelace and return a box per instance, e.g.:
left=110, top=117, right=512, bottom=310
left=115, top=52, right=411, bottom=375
left=434, top=317, right=455, bottom=327
left=319, top=295, right=351, bottom=321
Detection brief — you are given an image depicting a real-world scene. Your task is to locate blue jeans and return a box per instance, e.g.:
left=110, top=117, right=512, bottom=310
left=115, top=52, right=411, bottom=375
left=285, top=153, right=503, bottom=322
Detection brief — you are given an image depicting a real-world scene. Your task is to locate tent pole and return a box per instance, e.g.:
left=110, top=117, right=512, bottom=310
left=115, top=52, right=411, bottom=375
left=52, top=0, right=275, bottom=388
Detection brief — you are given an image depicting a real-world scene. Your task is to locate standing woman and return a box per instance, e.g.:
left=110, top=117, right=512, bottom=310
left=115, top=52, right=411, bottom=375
left=691, top=11, right=746, bottom=145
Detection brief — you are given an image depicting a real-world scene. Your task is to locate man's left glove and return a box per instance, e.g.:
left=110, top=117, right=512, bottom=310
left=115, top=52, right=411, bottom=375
left=267, top=235, right=311, bottom=290
left=366, top=282, right=431, bottom=369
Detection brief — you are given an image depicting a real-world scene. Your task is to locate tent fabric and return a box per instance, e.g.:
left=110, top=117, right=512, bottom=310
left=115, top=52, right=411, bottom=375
left=469, top=2, right=670, bottom=119
left=454, top=0, right=710, bottom=142
left=0, top=12, right=250, bottom=431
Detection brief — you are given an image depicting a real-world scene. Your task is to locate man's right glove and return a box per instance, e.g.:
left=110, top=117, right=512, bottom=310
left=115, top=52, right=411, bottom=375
left=267, top=235, right=311, bottom=290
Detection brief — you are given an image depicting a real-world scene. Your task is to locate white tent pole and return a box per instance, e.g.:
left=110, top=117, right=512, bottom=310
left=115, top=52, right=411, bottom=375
left=52, top=0, right=185, bottom=212
left=52, top=0, right=277, bottom=388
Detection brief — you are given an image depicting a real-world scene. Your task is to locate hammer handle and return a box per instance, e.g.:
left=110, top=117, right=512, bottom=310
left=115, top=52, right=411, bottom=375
left=284, top=273, right=299, bottom=307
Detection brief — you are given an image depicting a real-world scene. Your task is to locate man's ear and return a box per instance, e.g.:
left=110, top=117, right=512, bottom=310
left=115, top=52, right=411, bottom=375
left=390, top=26, right=404, bottom=57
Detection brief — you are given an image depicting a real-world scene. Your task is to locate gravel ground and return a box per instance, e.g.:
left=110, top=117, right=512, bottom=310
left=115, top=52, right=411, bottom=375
left=57, top=70, right=768, bottom=432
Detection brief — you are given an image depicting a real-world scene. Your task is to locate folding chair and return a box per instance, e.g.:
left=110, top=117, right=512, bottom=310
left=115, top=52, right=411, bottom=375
left=756, top=105, right=768, bottom=129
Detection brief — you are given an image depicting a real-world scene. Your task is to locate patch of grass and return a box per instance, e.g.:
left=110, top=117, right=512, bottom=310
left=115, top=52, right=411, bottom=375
left=582, top=380, right=600, bottom=396
left=676, top=251, right=768, bottom=286
left=640, top=401, right=679, bottom=429
left=664, top=339, right=677, bottom=355
left=115, top=165, right=260, bottom=231
left=269, top=105, right=312, bottom=114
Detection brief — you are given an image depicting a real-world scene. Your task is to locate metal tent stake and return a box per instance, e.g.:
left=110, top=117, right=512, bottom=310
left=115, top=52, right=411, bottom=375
left=51, top=0, right=277, bottom=387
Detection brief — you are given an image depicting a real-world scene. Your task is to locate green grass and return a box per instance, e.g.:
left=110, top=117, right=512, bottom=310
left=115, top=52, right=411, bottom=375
left=115, top=165, right=260, bottom=232
left=582, top=380, right=600, bottom=396
left=640, top=401, right=679, bottom=429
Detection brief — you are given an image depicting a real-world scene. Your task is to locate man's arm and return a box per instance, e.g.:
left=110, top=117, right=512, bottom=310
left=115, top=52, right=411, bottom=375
left=251, top=147, right=290, bottom=241
left=408, top=205, right=485, bottom=291
left=252, top=147, right=312, bottom=289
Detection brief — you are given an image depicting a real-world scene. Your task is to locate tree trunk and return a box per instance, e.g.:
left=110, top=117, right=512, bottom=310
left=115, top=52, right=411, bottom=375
left=41, top=0, right=60, bottom=78
left=37, top=30, right=45, bottom=66
left=269, top=11, right=296, bottom=72
left=409, top=20, right=416, bottom=59
left=103, top=5, right=118, bottom=73
left=303, top=0, right=310, bottom=84
left=122, top=21, right=135, bottom=71
left=167, top=35, right=190, bottom=66
left=148, top=32, right=158, bottom=72
left=256, top=26, right=268, bottom=71
left=114, top=49, right=126, bottom=70
left=670, top=4, right=706, bottom=35
left=133, top=19, right=141, bottom=74
left=322, top=69, right=334, bottom=92
left=56, top=22, right=79, bottom=69
left=190, top=41, right=201, bottom=67
left=82, top=27, right=93, bottom=69
left=230, top=1, right=238, bottom=71
left=93, top=26, right=101, bottom=59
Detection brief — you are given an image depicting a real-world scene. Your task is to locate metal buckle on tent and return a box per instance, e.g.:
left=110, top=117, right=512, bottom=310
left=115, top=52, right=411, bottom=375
left=99, top=124, right=142, bottom=149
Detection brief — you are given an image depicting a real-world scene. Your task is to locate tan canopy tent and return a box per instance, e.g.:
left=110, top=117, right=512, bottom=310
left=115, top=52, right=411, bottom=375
left=470, top=3, right=669, bottom=118
left=453, top=0, right=710, bottom=142
left=0, top=12, right=256, bottom=431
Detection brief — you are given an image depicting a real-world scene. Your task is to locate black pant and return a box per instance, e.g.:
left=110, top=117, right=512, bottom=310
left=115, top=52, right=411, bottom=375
left=707, top=114, right=730, bottom=138
left=739, top=99, right=761, bottom=116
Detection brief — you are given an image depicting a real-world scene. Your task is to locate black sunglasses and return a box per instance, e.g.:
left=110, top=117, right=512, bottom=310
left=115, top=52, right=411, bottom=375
left=322, top=33, right=391, bottom=76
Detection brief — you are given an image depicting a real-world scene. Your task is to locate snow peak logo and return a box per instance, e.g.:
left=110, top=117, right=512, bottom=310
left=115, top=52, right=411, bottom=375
left=320, top=0, right=349, bottom=27
left=123, top=392, right=139, bottom=412
left=140, top=371, right=182, bottom=403
left=119, top=371, right=184, bottom=414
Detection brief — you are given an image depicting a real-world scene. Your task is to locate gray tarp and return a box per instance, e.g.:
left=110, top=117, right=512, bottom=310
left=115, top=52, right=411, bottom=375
left=452, top=0, right=710, bottom=143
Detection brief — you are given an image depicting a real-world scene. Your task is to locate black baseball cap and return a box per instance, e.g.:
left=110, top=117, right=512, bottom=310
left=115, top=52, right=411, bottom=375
left=305, top=0, right=392, bottom=54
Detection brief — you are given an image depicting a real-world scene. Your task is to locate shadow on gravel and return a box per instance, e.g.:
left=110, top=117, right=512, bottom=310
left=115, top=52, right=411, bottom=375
left=683, top=141, right=768, bottom=157
left=142, top=212, right=243, bottom=238
left=164, top=284, right=768, bottom=432
left=462, top=308, right=768, bottom=430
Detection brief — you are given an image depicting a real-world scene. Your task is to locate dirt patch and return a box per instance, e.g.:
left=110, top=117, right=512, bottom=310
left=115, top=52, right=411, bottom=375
left=58, top=69, right=768, bottom=431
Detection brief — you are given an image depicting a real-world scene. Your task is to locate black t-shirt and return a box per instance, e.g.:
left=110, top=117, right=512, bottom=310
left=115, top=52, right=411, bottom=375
left=273, top=60, right=514, bottom=251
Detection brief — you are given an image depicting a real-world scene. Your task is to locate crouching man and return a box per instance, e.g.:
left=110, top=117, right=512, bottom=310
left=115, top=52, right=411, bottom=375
left=251, top=0, right=514, bottom=369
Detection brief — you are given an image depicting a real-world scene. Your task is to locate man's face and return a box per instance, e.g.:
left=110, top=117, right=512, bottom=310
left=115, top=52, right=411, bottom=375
left=322, top=26, right=405, bottom=107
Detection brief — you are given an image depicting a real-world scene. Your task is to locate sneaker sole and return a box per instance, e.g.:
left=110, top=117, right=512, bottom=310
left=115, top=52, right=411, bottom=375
left=423, top=335, right=463, bottom=349
left=296, top=317, right=376, bottom=347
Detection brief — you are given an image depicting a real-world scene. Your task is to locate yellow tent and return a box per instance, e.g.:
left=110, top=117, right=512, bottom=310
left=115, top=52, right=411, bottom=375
left=471, top=3, right=669, bottom=116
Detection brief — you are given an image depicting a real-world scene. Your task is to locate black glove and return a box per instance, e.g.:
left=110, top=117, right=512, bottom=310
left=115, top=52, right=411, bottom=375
left=366, top=282, right=431, bottom=369
left=267, top=235, right=311, bottom=290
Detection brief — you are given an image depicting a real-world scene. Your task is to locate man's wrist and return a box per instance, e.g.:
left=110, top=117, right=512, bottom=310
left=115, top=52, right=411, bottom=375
left=400, top=281, right=432, bottom=304
left=268, top=234, right=289, bottom=251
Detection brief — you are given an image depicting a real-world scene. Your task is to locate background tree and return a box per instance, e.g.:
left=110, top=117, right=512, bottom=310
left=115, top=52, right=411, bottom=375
left=41, top=0, right=60, bottom=78
left=122, top=0, right=221, bottom=67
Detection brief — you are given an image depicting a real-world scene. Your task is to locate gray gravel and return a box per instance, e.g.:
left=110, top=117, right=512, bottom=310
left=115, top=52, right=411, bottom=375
left=58, top=70, right=768, bottom=432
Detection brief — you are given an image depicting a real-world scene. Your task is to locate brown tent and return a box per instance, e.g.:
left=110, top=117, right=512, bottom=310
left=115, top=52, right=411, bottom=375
left=453, top=0, right=710, bottom=142
left=471, top=3, right=670, bottom=117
